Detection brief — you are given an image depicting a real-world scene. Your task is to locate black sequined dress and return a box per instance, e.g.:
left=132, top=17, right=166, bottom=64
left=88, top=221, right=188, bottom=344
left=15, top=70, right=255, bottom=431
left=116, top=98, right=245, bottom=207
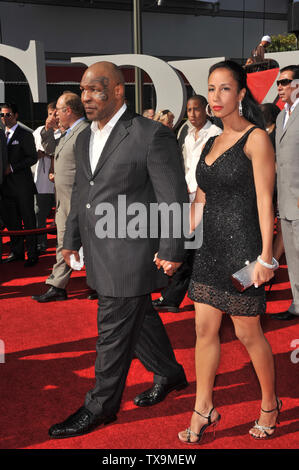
left=188, top=126, right=266, bottom=316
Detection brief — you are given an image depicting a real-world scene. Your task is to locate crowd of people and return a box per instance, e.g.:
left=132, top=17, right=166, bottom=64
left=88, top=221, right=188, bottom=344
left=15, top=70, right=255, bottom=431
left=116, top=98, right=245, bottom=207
left=0, top=56, right=298, bottom=444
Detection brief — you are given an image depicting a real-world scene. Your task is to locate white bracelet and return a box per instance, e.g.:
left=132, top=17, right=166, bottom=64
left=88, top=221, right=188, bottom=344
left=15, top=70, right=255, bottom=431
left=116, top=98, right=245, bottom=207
left=257, top=255, right=279, bottom=270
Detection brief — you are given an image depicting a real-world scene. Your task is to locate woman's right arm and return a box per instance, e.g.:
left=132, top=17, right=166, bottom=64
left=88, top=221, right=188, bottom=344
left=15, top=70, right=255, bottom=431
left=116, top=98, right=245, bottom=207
left=190, top=186, right=206, bottom=233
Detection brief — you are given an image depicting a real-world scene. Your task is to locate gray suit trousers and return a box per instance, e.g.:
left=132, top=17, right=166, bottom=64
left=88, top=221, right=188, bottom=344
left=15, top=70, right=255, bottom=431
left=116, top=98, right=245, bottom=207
left=46, top=215, right=72, bottom=289
left=281, top=218, right=299, bottom=315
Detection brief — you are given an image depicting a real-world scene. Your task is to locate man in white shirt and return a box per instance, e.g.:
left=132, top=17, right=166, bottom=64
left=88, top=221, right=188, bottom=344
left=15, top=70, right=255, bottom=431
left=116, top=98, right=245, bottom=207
left=153, top=95, right=222, bottom=312
left=270, top=65, right=299, bottom=321
left=183, top=95, right=222, bottom=202
left=33, top=102, right=58, bottom=253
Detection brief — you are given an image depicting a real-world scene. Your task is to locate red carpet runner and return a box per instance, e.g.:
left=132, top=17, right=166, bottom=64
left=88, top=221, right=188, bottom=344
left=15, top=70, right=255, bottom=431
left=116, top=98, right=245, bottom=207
left=0, top=235, right=298, bottom=450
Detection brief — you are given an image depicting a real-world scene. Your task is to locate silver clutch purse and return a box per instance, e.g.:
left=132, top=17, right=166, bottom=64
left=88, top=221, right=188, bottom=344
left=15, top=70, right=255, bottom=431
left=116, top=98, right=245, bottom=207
left=231, top=256, right=279, bottom=292
left=231, top=260, right=257, bottom=292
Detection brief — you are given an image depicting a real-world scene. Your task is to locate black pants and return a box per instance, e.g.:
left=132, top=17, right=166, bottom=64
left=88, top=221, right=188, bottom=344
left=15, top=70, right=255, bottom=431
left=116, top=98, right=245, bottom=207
left=2, top=191, right=37, bottom=258
left=84, top=294, right=185, bottom=416
left=34, top=193, right=55, bottom=248
left=0, top=196, right=5, bottom=260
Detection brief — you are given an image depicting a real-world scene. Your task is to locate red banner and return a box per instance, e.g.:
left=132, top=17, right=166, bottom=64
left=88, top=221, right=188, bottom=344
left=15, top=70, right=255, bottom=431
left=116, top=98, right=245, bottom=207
left=247, top=67, right=283, bottom=109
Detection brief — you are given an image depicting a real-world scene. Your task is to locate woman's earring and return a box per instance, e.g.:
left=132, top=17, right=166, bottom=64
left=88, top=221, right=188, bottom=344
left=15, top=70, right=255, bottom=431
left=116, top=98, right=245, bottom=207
left=206, top=103, right=214, bottom=118
left=239, top=101, right=243, bottom=116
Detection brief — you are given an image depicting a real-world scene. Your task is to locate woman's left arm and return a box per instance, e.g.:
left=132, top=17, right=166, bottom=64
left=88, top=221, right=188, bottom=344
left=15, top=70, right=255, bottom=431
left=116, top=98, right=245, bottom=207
left=245, top=128, right=276, bottom=285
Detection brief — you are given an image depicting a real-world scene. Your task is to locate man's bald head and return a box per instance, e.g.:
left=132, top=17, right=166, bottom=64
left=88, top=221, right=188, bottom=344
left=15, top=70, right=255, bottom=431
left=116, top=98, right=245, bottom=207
left=80, top=61, right=126, bottom=128
left=62, top=91, right=85, bottom=117
left=55, top=91, right=84, bottom=129
left=85, top=61, right=125, bottom=86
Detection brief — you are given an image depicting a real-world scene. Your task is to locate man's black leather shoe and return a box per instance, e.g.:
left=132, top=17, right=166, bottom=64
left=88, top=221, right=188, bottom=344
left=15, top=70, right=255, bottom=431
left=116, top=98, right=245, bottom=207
left=268, top=311, right=298, bottom=321
left=48, top=406, right=117, bottom=439
left=87, top=290, right=98, bottom=300
left=37, top=244, right=47, bottom=254
left=24, top=256, right=39, bottom=267
left=134, top=378, right=188, bottom=407
left=2, top=253, right=24, bottom=263
left=32, top=286, right=67, bottom=303
left=152, top=297, right=180, bottom=313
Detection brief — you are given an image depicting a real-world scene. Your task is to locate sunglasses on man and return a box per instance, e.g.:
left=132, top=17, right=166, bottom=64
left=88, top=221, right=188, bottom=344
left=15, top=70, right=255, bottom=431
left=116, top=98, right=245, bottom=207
left=0, top=112, right=13, bottom=117
left=276, top=79, right=293, bottom=87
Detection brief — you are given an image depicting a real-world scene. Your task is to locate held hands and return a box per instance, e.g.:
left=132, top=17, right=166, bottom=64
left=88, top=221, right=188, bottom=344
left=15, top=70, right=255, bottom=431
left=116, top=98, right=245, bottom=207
left=62, top=249, right=80, bottom=268
left=154, top=253, right=182, bottom=276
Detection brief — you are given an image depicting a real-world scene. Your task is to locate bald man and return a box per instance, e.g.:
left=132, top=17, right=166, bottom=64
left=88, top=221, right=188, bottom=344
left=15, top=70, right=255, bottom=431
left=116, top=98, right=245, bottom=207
left=48, top=61, right=189, bottom=439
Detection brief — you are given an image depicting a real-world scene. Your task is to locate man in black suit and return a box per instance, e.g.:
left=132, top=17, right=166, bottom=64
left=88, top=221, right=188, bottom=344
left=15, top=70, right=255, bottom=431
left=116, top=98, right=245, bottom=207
left=1, top=103, right=38, bottom=266
left=0, top=128, right=7, bottom=185
left=48, top=61, right=189, bottom=439
left=0, top=128, right=8, bottom=259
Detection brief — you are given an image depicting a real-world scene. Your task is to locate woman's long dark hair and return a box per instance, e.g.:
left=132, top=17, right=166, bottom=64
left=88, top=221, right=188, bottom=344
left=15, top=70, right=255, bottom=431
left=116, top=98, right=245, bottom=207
left=259, top=102, right=280, bottom=127
left=208, top=60, right=265, bottom=129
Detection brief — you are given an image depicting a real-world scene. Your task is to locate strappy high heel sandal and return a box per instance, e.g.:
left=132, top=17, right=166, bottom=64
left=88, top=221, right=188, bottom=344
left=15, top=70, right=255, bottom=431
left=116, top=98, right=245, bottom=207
left=250, top=397, right=282, bottom=439
left=178, top=407, right=221, bottom=444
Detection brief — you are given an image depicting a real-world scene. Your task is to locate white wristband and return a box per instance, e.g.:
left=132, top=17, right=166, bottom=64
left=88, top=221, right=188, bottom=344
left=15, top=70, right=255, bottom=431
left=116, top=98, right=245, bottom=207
left=257, top=255, right=279, bottom=270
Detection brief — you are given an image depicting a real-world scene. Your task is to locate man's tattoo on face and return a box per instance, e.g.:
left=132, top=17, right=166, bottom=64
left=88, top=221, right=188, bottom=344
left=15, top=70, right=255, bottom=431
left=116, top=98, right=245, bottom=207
left=93, top=76, right=109, bottom=101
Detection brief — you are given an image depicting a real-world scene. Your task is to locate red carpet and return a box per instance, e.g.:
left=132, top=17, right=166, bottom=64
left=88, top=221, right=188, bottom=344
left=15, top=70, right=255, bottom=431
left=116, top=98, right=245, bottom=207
left=0, top=234, right=298, bottom=451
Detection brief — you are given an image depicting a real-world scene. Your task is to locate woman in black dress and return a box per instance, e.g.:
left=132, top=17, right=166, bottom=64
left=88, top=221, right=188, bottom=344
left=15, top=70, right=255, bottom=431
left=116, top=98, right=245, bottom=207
left=178, top=61, right=281, bottom=444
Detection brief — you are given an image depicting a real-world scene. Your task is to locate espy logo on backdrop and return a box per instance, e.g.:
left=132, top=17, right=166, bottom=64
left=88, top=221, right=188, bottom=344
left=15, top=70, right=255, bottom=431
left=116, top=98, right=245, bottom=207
left=1, top=41, right=299, bottom=126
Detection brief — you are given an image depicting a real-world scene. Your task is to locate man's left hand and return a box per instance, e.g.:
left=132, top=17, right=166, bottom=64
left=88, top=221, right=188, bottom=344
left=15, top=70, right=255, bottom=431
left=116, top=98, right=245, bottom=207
left=62, top=249, right=80, bottom=268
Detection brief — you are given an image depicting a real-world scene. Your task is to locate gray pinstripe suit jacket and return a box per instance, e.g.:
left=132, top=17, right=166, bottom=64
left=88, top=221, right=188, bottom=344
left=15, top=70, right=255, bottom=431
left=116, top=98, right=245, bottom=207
left=63, top=110, right=189, bottom=297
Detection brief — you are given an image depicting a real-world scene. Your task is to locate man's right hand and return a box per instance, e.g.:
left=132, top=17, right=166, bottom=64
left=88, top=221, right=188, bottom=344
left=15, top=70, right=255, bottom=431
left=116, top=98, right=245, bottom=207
left=62, top=249, right=80, bottom=267
left=45, top=114, right=57, bottom=131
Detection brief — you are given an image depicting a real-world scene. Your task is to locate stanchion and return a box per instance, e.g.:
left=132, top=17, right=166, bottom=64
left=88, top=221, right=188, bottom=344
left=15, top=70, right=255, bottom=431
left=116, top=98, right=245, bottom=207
left=0, top=225, right=57, bottom=237
left=0, top=225, right=57, bottom=261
